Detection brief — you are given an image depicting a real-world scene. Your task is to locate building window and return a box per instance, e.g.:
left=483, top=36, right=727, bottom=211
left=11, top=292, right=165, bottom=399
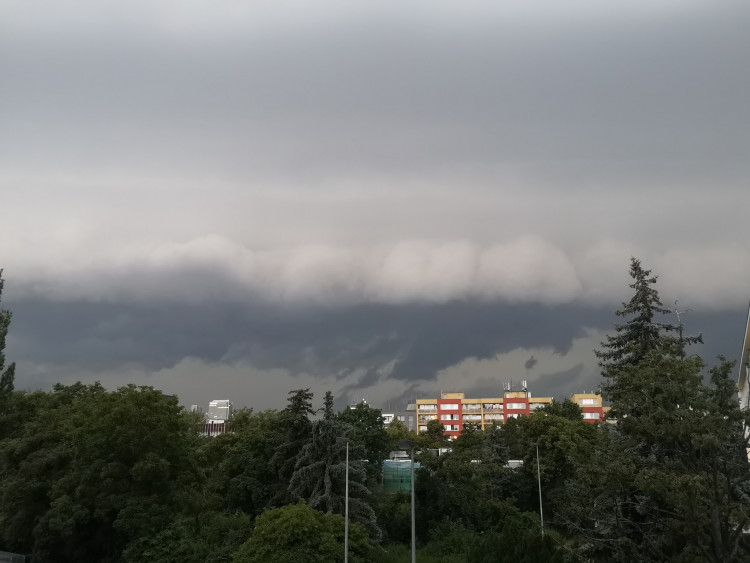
left=506, top=402, right=526, bottom=410
left=506, top=413, right=520, bottom=419
left=440, top=403, right=459, bottom=410
left=579, top=398, right=598, bottom=406
left=583, top=412, right=600, bottom=419
left=446, top=425, right=460, bottom=431
left=440, top=414, right=459, bottom=421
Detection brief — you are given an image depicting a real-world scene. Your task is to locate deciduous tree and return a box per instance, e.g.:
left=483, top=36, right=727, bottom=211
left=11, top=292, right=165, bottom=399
left=232, top=500, right=371, bottom=563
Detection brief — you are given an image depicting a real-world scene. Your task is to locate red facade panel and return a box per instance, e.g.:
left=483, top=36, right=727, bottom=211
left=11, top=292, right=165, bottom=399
left=581, top=406, right=604, bottom=423
left=437, top=398, right=462, bottom=438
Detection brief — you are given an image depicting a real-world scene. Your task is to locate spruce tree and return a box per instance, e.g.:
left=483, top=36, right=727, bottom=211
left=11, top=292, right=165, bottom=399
left=270, top=388, right=316, bottom=502
left=569, top=259, right=749, bottom=561
left=596, top=257, right=701, bottom=379
left=595, top=257, right=675, bottom=373
left=288, top=418, right=382, bottom=543
left=322, top=390, right=334, bottom=421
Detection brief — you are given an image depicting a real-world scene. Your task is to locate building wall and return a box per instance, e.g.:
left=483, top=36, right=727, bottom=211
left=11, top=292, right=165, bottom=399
left=437, top=392, right=464, bottom=439
left=737, top=305, right=750, bottom=411
left=382, top=403, right=417, bottom=433
left=571, top=393, right=609, bottom=423
left=416, top=390, right=605, bottom=438
left=416, top=398, right=438, bottom=433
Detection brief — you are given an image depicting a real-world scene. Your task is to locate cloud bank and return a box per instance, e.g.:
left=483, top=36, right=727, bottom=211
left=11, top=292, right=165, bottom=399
left=6, top=235, right=748, bottom=310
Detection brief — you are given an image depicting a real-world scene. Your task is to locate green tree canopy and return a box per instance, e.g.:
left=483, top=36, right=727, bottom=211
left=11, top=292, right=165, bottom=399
left=0, top=383, right=200, bottom=562
left=336, top=402, right=390, bottom=482
left=289, top=417, right=382, bottom=543
left=270, top=388, right=315, bottom=503
left=561, top=259, right=750, bottom=562
left=422, top=419, right=446, bottom=448
left=540, top=398, right=582, bottom=421
left=232, top=500, right=371, bottom=563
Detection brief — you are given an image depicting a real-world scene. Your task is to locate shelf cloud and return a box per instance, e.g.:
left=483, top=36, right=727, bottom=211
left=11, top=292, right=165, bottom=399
left=2, top=0, right=748, bottom=408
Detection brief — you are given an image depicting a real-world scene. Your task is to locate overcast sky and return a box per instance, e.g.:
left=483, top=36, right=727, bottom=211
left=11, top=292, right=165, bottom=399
left=2, top=0, right=748, bottom=411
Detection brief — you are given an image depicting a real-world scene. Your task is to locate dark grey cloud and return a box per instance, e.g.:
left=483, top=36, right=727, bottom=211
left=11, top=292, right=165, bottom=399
left=2, top=2, right=748, bottom=181
left=7, top=296, right=744, bottom=408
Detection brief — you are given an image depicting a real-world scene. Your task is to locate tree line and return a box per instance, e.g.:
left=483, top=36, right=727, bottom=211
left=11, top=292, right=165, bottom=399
left=0, top=259, right=749, bottom=562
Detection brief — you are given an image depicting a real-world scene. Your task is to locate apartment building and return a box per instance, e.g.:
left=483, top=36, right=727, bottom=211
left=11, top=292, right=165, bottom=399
left=416, top=384, right=554, bottom=439
left=416, top=385, right=607, bottom=438
left=197, top=399, right=233, bottom=437
left=570, top=392, right=609, bottom=423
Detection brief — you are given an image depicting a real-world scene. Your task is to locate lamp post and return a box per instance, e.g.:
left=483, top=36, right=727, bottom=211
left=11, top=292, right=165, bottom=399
left=337, top=437, right=350, bottom=563
left=536, top=442, right=544, bottom=537
left=345, top=439, right=349, bottom=563
left=399, top=439, right=417, bottom=563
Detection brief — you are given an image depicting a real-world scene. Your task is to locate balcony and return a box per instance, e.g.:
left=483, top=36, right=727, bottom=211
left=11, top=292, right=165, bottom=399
left=418, top=405, right=437, bottom=412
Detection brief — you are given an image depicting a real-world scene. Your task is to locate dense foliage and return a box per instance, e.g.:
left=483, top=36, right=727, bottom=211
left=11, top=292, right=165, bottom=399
left=0, top=260, right=748, bottom=561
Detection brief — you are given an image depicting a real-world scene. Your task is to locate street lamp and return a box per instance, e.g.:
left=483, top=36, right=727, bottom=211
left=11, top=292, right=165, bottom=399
left=337, top=437, right=350, bottom=563
left=536, top=442, right=544, bottom=537
left=399, top=439, right=417, bottom=563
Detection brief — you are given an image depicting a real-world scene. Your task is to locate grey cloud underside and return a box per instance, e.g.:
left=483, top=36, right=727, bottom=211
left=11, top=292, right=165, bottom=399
left=2, top=5, right=749, bottom=180
left=9, top=300, right=743, bottom=392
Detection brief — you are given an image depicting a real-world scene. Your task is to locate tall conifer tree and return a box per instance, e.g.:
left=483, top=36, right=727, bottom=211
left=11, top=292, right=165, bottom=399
left=595, top=257, right=675, bottom=374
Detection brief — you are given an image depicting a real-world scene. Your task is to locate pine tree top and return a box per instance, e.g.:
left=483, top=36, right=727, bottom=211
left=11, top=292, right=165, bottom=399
left=595, top=257, right=699, bottom=377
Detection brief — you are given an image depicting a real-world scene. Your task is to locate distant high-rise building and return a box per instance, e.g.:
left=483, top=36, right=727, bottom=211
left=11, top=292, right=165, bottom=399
left=208, top=399, right=232, bottom=421
left=196, top=399, right=233, bottom=437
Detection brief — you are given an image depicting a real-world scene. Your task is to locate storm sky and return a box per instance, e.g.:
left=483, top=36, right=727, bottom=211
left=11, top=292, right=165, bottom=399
left=2, top=0, right=749, bottom=411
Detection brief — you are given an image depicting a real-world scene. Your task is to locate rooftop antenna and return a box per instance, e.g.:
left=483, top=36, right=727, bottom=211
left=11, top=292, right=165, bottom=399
left=673, top=300, right=690, bottom=340
left=672, top=299, right=701, bottom=356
